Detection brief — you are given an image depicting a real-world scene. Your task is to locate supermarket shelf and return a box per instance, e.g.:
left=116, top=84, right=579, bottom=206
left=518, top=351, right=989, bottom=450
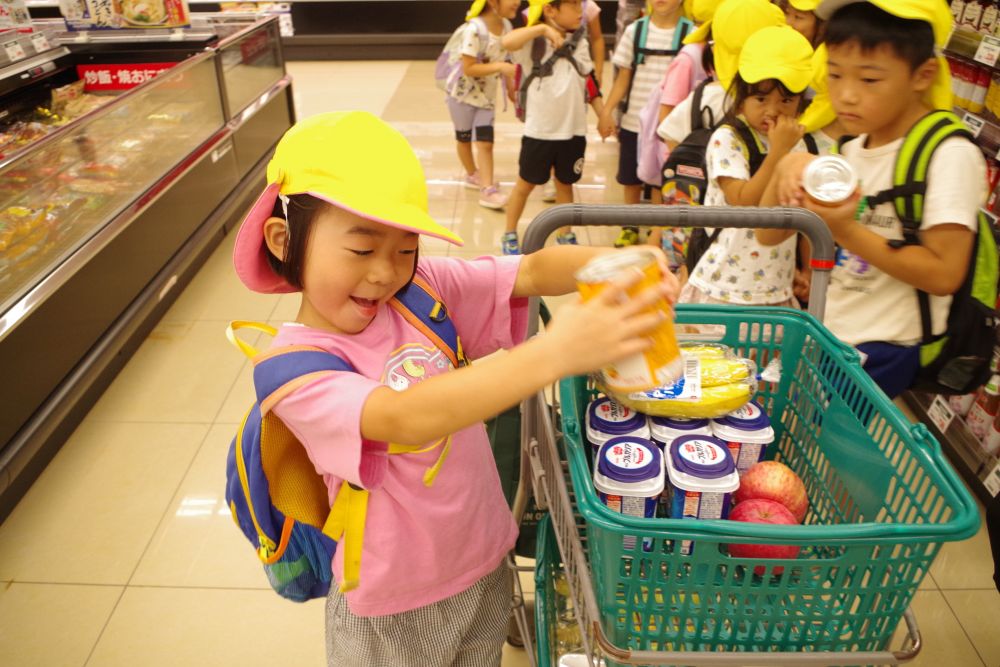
left=903, top=391, right=1000, bottom=504
left=946, top=26, right=996, bottom=65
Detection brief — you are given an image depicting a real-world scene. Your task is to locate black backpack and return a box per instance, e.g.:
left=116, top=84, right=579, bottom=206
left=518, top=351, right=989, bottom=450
left=667, top=106, right=817, bottom=273
left=514, top=25, right=589, bottom=122
left=839, top=110, right=1000, bottom=395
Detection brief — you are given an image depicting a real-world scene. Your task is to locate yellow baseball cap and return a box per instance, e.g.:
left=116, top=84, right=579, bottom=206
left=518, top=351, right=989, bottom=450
left=682, top=0, right=726, bottom=43
left=789, top=0, right=820, bottom=11
left=816, top=0, right=953, bottom=109
left=710, top=0, right=786, bottom=89
left=466, top=0, right=487, bottom=19
left=234, top=112, right=463, bottom=294
left=738, top=25, right=814, bottom=93
left=799, top=44, right=837, bottom=132
left=527, top=0, right=555, bottom=25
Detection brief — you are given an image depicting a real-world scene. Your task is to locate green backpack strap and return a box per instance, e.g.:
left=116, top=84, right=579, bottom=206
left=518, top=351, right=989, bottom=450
left=866, top=110, right=982, bottom=345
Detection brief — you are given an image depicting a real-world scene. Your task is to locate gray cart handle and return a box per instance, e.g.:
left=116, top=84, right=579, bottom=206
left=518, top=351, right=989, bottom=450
left=521, top=204, right=835, bottom=323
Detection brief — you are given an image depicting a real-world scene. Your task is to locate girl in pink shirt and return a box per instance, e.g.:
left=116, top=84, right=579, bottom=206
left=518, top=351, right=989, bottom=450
left=232, top=111, right=678, bottom=666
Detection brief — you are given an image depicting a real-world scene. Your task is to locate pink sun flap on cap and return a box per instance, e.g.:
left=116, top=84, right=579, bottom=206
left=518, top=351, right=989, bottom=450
left=233, top=182, right=298, bottom=294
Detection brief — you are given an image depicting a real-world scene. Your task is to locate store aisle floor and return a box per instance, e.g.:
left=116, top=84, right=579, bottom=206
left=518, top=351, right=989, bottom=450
left=0, top=61, right=997, bottom=667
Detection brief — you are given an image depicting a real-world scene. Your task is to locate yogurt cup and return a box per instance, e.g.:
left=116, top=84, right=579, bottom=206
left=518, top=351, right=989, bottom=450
left=665, top=435, right=740, bottom=555
left=594, top=436, right=664, bottom=552
left=649, top=416, right=713, bottom=450
left=586, top=397, right=650, bottom=463
left=710, top=401, right=775, bottom=475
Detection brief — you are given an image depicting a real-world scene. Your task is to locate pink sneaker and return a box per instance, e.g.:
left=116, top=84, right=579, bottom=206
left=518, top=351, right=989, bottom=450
left=478, top=185, right=506, bottom=210
left=463, top=171, right=481, bottom=190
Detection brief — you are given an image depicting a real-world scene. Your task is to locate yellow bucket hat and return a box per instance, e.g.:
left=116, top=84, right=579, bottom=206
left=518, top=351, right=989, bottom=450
left=683, top=0, right=727, bottom=44
left=234, top=112, right=463, bottom=294
left=527, top=0, right=555, bottom=25
left=799, top=44, right=837, bottom=132
left=738, top=25, right=814, bottom=93
left=789, top=0, right=820, bottom=11
left=710, top=0, right=786, bottom=89
left=816, top=0, right=953, bottom=109
left=466, top=0, right=487, bottom=20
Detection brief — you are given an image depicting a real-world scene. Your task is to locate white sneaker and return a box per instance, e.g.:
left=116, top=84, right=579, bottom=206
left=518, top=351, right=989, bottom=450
left=478, top=185, right=506, bottom=210
left=463, top=171, right=481, bottom=190
left=542, top=180, right=557, bottom=202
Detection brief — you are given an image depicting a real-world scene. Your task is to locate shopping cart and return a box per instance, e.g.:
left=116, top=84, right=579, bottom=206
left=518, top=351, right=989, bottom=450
left=514, top=205, right=982, bottom=667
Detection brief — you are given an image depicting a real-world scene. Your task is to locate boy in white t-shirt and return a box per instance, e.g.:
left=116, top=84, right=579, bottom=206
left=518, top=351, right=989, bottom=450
left=760, top=0, right=986, bottom=398
left=501, top=0, right=604, bottom=255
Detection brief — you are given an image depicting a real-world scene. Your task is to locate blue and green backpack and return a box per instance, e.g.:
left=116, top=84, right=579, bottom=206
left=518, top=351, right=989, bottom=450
left=225, top=277, right=467, bottom=602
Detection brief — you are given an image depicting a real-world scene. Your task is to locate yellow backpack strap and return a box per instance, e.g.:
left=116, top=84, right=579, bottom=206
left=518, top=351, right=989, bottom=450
left=323, top=480, right=369, bottom=592
left=226, top=321, right=278, bottom=359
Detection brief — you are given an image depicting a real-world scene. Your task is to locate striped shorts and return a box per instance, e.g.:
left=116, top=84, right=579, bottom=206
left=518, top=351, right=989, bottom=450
left=325, top=560, right=513, bottom=667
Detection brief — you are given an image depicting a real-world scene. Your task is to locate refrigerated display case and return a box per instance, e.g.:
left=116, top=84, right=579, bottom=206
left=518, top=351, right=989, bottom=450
left=0, top=15, right=294, bottom=519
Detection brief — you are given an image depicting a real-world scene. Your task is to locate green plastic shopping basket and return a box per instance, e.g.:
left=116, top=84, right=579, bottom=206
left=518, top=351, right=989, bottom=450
left=520, top=205, right=982, bottom=666
left=535, top=513, right=559, bottom=667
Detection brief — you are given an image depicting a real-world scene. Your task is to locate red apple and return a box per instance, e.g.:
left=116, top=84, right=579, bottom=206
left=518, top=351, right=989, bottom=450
left=727, top=499, right=801, bottom=575
left=735, top=461, right=809, bottom=522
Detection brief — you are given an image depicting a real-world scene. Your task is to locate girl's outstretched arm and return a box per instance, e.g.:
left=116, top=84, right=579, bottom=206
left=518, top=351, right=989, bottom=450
left=360, top=272, right=671, bottom=446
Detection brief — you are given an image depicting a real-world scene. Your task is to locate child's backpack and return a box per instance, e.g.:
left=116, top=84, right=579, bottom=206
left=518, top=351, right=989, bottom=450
left=225, top=277, right=468, bottom=602
left=435, top=17, right=489, bottom=95
left=677, top=115, right=818, bottom=273
left=660, top=79, right=717, bottom=209
left=840, top=110, right=1000, bottom=395
left=514, top=25, right=591, bottom=122
left=620, top=16, right=693, bottom=115
left=636, top=42, right=707, bottom=185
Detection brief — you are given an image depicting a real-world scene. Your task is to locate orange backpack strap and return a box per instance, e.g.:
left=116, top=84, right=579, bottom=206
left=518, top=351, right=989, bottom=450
left=389, top=276, right=467, bottom=368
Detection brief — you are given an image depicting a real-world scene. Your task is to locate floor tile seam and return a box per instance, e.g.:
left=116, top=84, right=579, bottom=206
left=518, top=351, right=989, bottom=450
left=120, top=583, right=273, bottom=592
left=122, top=425, right=216, bottom=591
left=82, top=586, right=128, bottom=667
left=0, top=579, right=125, bottom=588
left=939, top=588, right=990, bottom=667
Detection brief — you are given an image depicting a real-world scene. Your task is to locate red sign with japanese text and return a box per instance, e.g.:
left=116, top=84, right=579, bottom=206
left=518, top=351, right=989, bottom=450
left=76, top=62, right=176, bottom=91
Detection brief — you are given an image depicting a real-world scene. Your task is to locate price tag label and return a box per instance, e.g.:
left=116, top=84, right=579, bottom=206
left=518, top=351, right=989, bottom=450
left=927, top=395, right=956, bottom=433
left=984, top=459, right=1000, bottom=497
left=975, top=35, right=1000, bottom=68
left=30, top=33, right=51, bottom=53
left=3, top=40, right=26, bottom=62
left=964, top=112, right=987, bottom=138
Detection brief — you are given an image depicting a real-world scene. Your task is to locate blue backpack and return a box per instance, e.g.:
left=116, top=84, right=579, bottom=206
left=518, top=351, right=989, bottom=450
left=225, top=277, right=467, bottom=602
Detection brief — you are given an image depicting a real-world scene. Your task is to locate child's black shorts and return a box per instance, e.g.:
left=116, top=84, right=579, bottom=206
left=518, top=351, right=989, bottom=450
left=616, top=128, right=643, bottom=186
left=519, top=136, right=586, bottom=185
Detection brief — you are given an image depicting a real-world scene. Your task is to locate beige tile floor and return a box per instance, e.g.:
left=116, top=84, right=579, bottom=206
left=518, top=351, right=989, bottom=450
left=0, top=59, right=997, bottom=667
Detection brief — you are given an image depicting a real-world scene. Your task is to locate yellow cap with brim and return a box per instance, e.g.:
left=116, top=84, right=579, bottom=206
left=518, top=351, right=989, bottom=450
left=815, top=0, right=953, bottom=109
left=527, top=0, right=555, bottom=25
left=466, top=0, right=487, bottom=20
left=738, top=25, right=814, bottom=93
left=800, top=44, right=837, bottom=132
left=682, top=0, right=726, bottom=43
left=789, top=0, right=820, bottom=11
left=711, top=0, right=786, bottom=89
left=233, top=112, right=463, bottom=294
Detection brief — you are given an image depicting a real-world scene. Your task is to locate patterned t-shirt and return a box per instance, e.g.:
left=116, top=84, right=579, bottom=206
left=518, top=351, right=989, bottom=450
left=687, top=124, right=809, bottom=304
left=449, top=18, right=512, bottom=109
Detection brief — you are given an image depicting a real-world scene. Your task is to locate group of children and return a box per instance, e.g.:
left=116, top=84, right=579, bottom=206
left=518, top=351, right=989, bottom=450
left=229, top=0, right=993, bottom=664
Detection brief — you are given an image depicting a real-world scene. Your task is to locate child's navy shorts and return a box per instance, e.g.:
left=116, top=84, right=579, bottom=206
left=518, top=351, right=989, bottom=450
left=856, top=341, right=921, bottom=399
left=519, top=135, right=586, bottom=185
left=616, top=128, right=643, bottom=186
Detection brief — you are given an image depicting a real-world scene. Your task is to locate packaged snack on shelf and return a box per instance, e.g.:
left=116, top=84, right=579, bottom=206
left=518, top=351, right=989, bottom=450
left=663, top=435, right=739, bottom=555
left=710, top=400, right=775, bottom=475
left=983, top=410, right=1000, bottom=456
left=593, top=437, right=664, bottom=551
left=949, top=392, right=978, bottom=417
left=967, top=374, right=1000, bottom=439
left=585, top=397, right=650, bottom=462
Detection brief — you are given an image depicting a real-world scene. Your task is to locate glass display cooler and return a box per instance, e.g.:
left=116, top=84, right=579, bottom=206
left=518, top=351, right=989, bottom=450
left=0, top=15, right=294, bottom=518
